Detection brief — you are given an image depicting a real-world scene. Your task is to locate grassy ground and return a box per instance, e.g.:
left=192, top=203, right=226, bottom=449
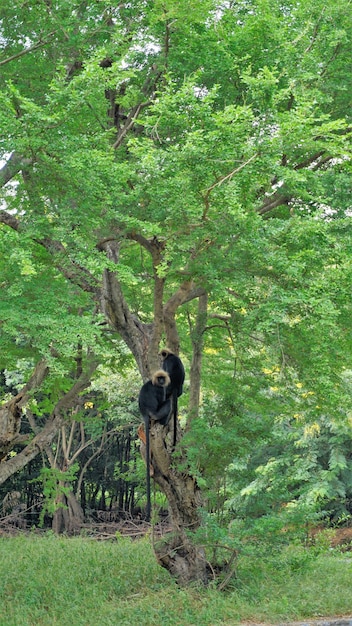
left=0, top=532, right=351, bottom=626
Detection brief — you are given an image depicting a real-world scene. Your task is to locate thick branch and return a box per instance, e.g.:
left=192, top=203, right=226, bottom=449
left=132, top=236, right=167, bottom=370
left=0, top=210, right=20, bottom=230
left=0, top=211, right=101, bottom=296
left=39, top=237, right=100, bottom=295
left=0, top=359, right=98, bottom=485
left=0, top=152, right=33, bottom=188
left=257, top=193, right=291, bottom=215
left=0, top=360, right=49, bottom=460
left=256, top=148, right=338, bottom=215
left=101, top=262, right=152, bottom=376
left=163, top=281, right=194, bottom=352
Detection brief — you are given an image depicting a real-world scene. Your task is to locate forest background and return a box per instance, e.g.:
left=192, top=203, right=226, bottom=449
left=0, top=0, right=351, bottom=587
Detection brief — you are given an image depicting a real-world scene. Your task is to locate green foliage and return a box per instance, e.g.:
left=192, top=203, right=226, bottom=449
left=0, top=0, right=352, bottom=536
left=35, top=464, right=79, bottom=525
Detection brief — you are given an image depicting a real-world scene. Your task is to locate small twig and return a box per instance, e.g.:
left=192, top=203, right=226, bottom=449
left=113, top=101, right=150, bottom=149
left=202, top=153, right=258, bottom=219
left=206, top=152, right=258, bottom=193
left=218, top=561, right=238, bottom=591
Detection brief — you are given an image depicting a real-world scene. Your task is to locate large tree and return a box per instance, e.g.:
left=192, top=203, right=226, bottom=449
left=0, top=0, right=351, bottom=583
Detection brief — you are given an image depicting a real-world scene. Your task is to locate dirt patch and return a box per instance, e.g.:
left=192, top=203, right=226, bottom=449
left=330, top=528, right=352, bottom=549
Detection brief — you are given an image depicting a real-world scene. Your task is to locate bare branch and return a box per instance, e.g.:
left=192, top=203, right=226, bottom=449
left=112, top=101, right=150, bottom=149
left=204, top=152, right=259, bottom=196
left=202, top=153, right=259, bottom=219
left=0, top=32, right=56, bottom=67
left=257, top=193, right=291, bottom=215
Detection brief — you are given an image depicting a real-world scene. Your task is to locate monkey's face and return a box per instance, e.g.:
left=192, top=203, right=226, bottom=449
left=151, top=369, right=171, bottom=387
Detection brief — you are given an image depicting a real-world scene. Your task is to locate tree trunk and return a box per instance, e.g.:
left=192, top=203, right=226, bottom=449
left=98, top=244, right=210, bottom=583
left=139, top=419, right=209, bottom=585
left=52, top=487, right=85, bottom=534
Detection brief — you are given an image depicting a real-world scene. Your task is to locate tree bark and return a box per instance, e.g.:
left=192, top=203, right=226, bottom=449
left=52, top=487, right=85, bottom=534
left=139, top=415, right=209, bottom=585
left=0, top=360, right=98, bottom=484
left=0, top=359, right=49, bottom=461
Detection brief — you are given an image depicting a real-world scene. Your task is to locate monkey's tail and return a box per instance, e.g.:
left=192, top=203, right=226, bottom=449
left=145, top=417, right=151, bottom=522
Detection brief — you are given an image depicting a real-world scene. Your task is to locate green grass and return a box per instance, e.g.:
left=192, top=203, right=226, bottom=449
left=0, top=533, right=351, bottom=626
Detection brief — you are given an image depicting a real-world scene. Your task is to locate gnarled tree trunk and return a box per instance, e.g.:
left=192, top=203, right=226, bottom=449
left=99, top=238, right=210, bottom=584
left=138, top=410, right=208, bottom=584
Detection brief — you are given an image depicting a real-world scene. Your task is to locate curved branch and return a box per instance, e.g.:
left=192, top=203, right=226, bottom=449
left=0, top=359, right=98, bottom=485
left=0, top=211, right=101, bottom=296
left=0, top=359, right=49, bottom=460
left=39, top=237, right=100, bottom=295
left=0, top=209, right=20, bottom=230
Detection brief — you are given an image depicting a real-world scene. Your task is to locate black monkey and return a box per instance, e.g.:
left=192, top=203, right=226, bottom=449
left=138, top=370, right=171, bottom=521
left=159, top=348, right=185, bottom=448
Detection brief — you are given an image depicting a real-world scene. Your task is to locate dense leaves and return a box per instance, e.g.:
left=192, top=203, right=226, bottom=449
left=0, top=0, right=351, bottom=538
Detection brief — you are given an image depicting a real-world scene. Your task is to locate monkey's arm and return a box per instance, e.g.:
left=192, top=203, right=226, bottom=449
left=152, top=398, right=172, bottom=422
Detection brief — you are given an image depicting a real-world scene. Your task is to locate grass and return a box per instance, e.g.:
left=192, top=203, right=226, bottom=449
left=0, top=532, right=351, bottom=626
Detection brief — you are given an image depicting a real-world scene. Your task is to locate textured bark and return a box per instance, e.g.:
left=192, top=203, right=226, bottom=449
left=139, top=418, right=209, bottom=585
left=155, top=532, right=208, bottom=585
left=52, top=488, right=85, bottom=534
left=102, top=267, right=153, bottom=375
left=0, top=360, right=98, bottom=484
left=0, top=359, right=49, bottom=461
left=163, top=281, right=193, bottom=353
